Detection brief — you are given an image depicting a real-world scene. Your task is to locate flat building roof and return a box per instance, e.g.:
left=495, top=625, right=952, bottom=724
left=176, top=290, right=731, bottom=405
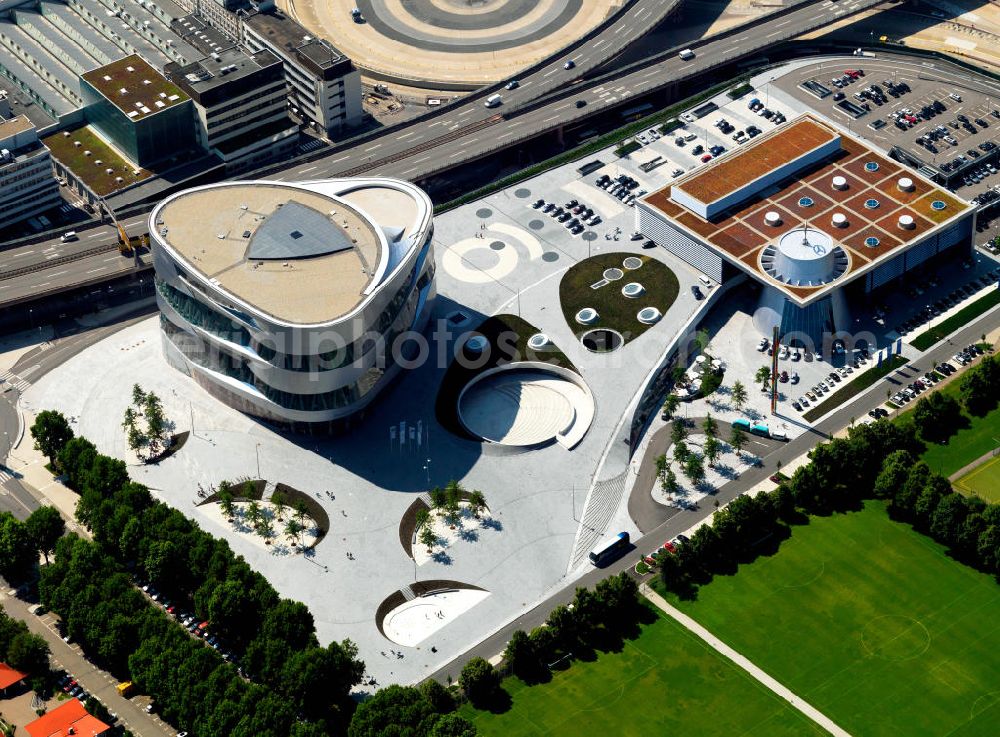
left=156, top=183, right=383, bottom=325
left=642, top=114, right=972, bottom=303
left=82, top=54, right=189, bottom=122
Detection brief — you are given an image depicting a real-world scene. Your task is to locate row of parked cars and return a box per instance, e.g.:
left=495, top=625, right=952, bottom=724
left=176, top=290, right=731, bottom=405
left=894, top=267, right=999, bottom=335
left=532, top=197, right=602, bottom=235
left=593, top=172, right=646, bottom=206
left=791, top=363, right=864, bottom=412
left=138, top=581, right=238, bottom=667
left=642, top=534, right=691, bottom=568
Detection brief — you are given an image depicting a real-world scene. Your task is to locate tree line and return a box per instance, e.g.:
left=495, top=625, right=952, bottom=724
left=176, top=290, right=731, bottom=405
left=32, top=410, right=364, bottom=736
left=0, top=505, right=64, bottom=583
left=659, top=419, right=1000, bottom=597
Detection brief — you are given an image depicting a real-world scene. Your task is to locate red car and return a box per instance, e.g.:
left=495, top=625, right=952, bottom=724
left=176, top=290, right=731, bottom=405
left=845, top=69, right=862, bottom=79
left=662, top=540, right=677, bottom=554
left=701, top=154, right=713, bottom=162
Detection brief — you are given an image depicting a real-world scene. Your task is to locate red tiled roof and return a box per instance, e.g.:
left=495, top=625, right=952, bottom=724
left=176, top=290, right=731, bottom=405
left=25, top=698, right=111, bottom=737
left=0, top=662, right=26, bottom=690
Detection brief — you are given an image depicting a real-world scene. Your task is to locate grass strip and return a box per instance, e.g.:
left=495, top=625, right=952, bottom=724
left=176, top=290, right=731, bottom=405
left=801, top=355, right=907, bottom=423
left=910, top=288, right=1000, bottom=350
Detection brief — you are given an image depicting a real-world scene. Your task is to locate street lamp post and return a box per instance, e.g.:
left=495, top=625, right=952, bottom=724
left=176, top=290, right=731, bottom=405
left=255, top=443, right=261, bottom=478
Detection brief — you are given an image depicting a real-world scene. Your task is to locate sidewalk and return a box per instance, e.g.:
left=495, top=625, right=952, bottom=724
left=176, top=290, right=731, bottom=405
left=640, top=583, right=852, bottom=737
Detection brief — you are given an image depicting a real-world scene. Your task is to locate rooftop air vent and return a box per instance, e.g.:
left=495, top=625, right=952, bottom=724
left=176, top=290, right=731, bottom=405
left=832, top=175, right=848, bottom=190
left=898, top=214, right=915, bottom=229
left=898, top=177, right=914, bottom=191
left=764, top=211, right=782, bottom=226
left=831, top=212, right=847, bottom=228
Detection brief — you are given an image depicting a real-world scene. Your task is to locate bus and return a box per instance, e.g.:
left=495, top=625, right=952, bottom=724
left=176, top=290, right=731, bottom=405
left=732, top=418, right=752, bottom=431
left=750, top=423, right=770, bottom=437
left=589, top=532, right=630, bottom=567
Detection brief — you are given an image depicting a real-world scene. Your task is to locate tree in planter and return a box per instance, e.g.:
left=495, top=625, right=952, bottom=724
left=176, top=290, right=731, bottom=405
left=702, top=413, right=717, bottom=438
left=419, top=525, right=437, bottom=552
left=673, top=439, right=689, bottom=465
left=271, top=490, right=288, bottom=522
left=444, top=480, right=462, bottom=510
left=662, top=393, right=680, bottom=419
left=285, top=518, right=304, bottom=547
left=293, top=499, right=309, bottom=527
left=246, top=500, right=262, bottom=529
left=257, top=516, right=274, bottom=543
left=30, top=410, right=74, bottom=468
left=655, top=454, right=669, bottom=484
left=729, top=425, right=747, bottom=457
left=219, top=488, right=236, bottom=521
left=755, top=366, right=772, bottom=392
left=467, top=489, right=487, bottom=519
left=683, top=453, right=705, bottom=485
left=703, top=435, right=721, bottom=468
left=429, top=486, right=447, bottom=511
left=444, top=498, right=462, bottom=528
left=731, top=380, right=748, bottom=413
left=662, top=466, right=680, bottom=495
left=144, top=392, right=167, bottom=455
left=121, top=406, right=147, bottom=460
left=414, top=507, right=431, bottom=533
left=671, top=417, right=688, bottom=445
left=131, top=383, right=147, bottom=408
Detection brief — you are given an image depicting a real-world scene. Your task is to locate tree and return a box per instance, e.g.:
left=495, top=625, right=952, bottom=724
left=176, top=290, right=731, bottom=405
left=429, top=713, right=477, bottom=737
left=347, top=684, right=436, bottom=737
left=26, top=506, right=64, bottom=564
left=504, top=628, right=540, bottom=680
left=247, top=500, right=262, bottom=528
left=729, top=425, right=747, bottom=457
left=0, top=512, right=36, bottom=583
left=703, top=436, right=721, bottom=468
left=459, top=657, right=499, bottom=706
left=285, top=518, right=304, bottom=546
left=662, top=466, right=679, bottom=495
left=144, top=392, right=168, bottom=453
left=219, top=487, right=236, bottom=520
left=683, top=454, right=705, bottom=485
left=131, top=383, right=147, bottom=408
left=419, top=525, right=437, bottom=552
left=702, top=413, right=717, bottom=438
left=419, top=679, right=456, bottom=714
left=122, top=405, right=146, bottom=459
left=913, top=392, right=963, bottom=443
left=731, top=380, right=748, bottom=412
left=7, top=632, right=49, bottom=674
left=755, top=366, right=772, bottom=392
left=662, top=393, right=680, bottom=419
left=673, top=439, right=689, bottom=465
left=271, top=490, right=287, bottom=522
left=467, top=489, right=487, bottom=518
left=429, top=486, right=447, bottom=510
left=671, top=418, right=688, bottom=445
left=30, top=410, right=74, bottom=466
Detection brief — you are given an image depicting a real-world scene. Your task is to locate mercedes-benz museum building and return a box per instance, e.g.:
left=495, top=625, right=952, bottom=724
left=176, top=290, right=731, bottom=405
left=150, top=177, right=436, bottom=431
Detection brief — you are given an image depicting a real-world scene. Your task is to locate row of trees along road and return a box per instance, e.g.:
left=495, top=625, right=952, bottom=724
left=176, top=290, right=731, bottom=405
left=659, top=419, right=1000, bottom=597
left=31, top=410, right=365, bottom=736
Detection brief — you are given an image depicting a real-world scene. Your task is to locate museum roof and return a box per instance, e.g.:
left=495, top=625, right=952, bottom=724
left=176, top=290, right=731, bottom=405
left=154, top=182, right=383, bottom=325
left=81, top=54, right=189, bottom=122
left=642, top=114, right=972, bottom=303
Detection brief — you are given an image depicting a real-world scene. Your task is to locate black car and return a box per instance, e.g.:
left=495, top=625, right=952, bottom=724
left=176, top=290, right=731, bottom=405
left=691, top=285, right=704, bottom=300
left=575, top=100, right=587, bottom=108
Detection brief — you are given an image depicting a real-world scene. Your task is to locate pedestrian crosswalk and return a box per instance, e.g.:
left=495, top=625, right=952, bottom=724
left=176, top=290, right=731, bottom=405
left=0, top=370, right=30, bottom=393
left=0, top=468, right=12, bottom=484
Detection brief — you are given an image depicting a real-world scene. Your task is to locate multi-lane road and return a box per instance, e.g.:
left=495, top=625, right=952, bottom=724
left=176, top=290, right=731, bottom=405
left=0, top=0, right=886, bottom=307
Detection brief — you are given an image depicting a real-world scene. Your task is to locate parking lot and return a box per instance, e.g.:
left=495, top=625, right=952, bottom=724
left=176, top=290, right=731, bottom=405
left=779, top=58, right=1000, bottom=202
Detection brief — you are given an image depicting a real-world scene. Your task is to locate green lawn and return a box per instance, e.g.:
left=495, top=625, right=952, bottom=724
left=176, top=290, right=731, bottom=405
left=559, top=253, right=678, bottom=345
left=461, top=608, right=824, bottom=737
left=953, top=454, right=1000, bottom=502
left=895, top=379, right=1000, bottom=478
left=665, top=501, right=1000, bottom=737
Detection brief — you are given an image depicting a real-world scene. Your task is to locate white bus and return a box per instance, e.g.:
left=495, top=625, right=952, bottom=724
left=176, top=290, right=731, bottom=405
left=589, top=532, right=630, bottom=567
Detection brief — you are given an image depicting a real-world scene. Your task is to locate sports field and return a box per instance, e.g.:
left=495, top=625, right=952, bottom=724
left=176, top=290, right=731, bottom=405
left=670, top=501, right=1000, bottom=737
left=953, top=453, right=1000, bottom=502
left=461, top=609, right=824, bottom=737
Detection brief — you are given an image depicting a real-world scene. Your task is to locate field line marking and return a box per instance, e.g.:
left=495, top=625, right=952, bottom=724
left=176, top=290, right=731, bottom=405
left=641, top=584, right=853, bottom=737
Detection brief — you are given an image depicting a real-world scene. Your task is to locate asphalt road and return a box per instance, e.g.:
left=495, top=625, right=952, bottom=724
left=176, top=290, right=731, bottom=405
left=0, top=0, right=885, bottom=303
left=427, top=302, right=1000, bottom=685
left=0, top=591, right=175, bottom=737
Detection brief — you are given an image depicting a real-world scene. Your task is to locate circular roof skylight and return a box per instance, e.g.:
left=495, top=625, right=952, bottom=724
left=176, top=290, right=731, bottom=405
left=798, top=196, right=815, bottom=207
left=865, top=236, right=880, bottom=248
left=931, top=200, right=947, bottom=211
left=864, top=198, right=880, bottom=210
left=864, top=161, right=880, bottom=172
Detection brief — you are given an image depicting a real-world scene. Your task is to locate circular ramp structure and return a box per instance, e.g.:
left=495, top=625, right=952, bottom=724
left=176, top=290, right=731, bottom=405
left=457, top=364, right=594, bottom=449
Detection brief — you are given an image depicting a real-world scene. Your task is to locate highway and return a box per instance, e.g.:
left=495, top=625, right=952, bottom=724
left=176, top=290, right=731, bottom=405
left=0, top=0, right=885, bottom=305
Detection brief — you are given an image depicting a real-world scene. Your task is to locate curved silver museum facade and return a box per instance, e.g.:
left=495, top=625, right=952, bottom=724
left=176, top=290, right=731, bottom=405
left=150, top=177, right=436, bottom=430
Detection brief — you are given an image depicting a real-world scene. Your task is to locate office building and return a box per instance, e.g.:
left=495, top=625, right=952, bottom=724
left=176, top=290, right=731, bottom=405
left=151, top=177, right=436, bottom=430
left=167, top=46, right=298, bottom=173
left=80, top=54, right=195, bottom=167
left=241, top=10, right=362, bottom=137
left=0, top=113, right=61, bottom=228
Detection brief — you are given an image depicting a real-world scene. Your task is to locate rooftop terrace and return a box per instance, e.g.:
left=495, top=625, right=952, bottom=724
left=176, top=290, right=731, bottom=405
left=42, top=125, right=152, bottom=196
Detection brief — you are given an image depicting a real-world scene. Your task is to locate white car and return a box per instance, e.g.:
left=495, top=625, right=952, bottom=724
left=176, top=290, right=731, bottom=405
left=779, top=345, right=789, bottom=360
left=757, top=338, right=769, bottom=352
